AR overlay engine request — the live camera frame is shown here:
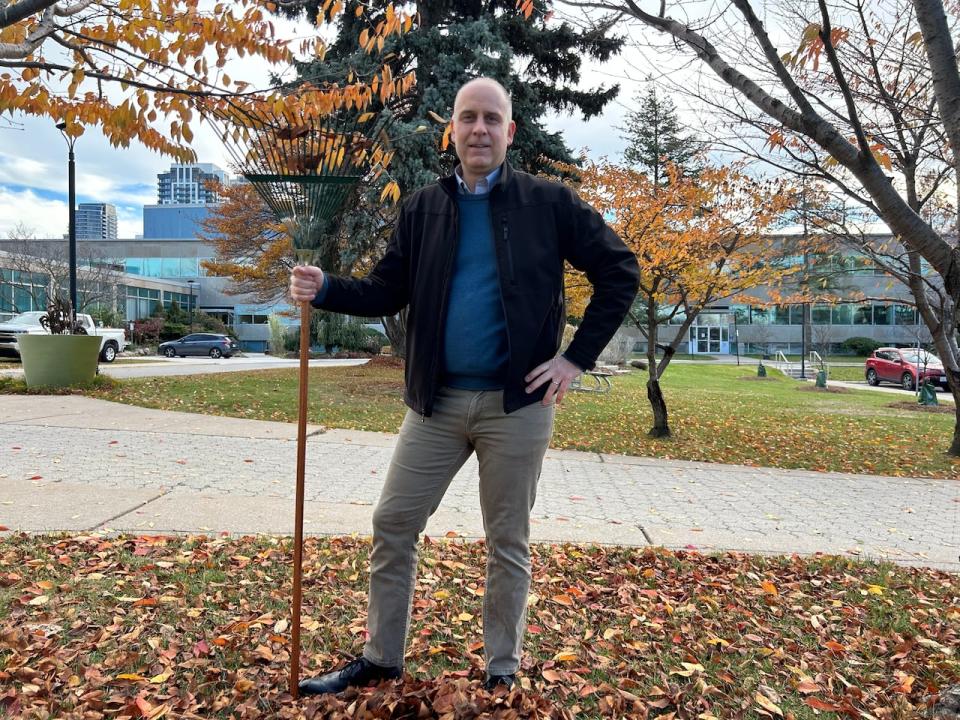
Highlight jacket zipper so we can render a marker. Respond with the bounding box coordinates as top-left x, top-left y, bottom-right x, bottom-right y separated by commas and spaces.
502, 217, 516, 285
491, 205, 514, 414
